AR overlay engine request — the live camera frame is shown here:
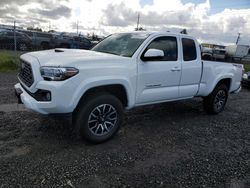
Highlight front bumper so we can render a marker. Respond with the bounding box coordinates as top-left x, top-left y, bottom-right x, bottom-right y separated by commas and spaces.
14, 80, 78, 114
15, 83, 51, 114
